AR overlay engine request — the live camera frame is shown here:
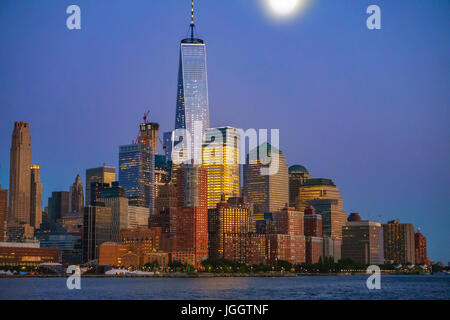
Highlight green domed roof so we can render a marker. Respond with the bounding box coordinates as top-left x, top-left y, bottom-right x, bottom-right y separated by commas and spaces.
289, 165, 309, 174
